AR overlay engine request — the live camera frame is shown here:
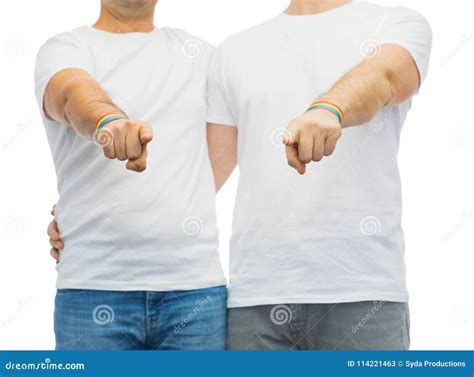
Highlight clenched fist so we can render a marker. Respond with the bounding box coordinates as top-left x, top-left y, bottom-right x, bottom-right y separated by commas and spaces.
284, 109, 342, 175
96, 119, 153, 172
